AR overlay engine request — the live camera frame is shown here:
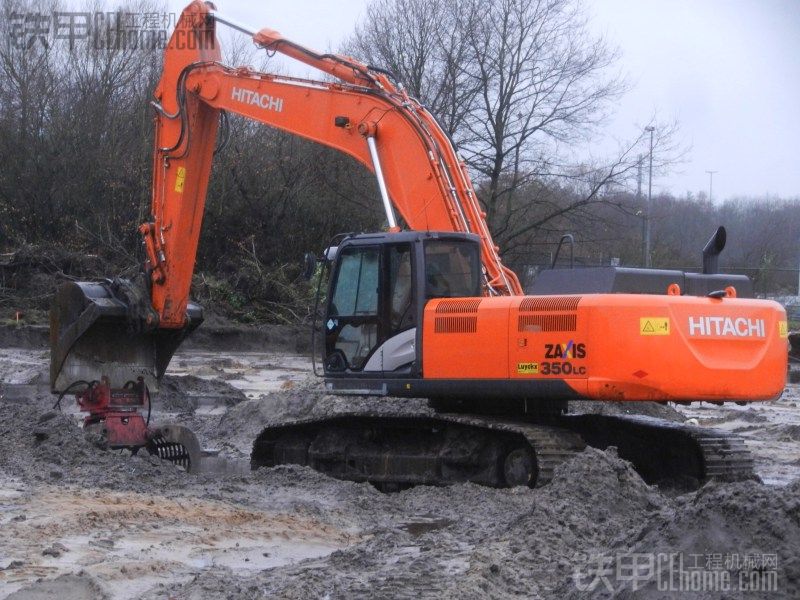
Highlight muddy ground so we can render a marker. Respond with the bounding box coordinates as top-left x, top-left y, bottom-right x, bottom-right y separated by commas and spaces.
1, 328, 799, 599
